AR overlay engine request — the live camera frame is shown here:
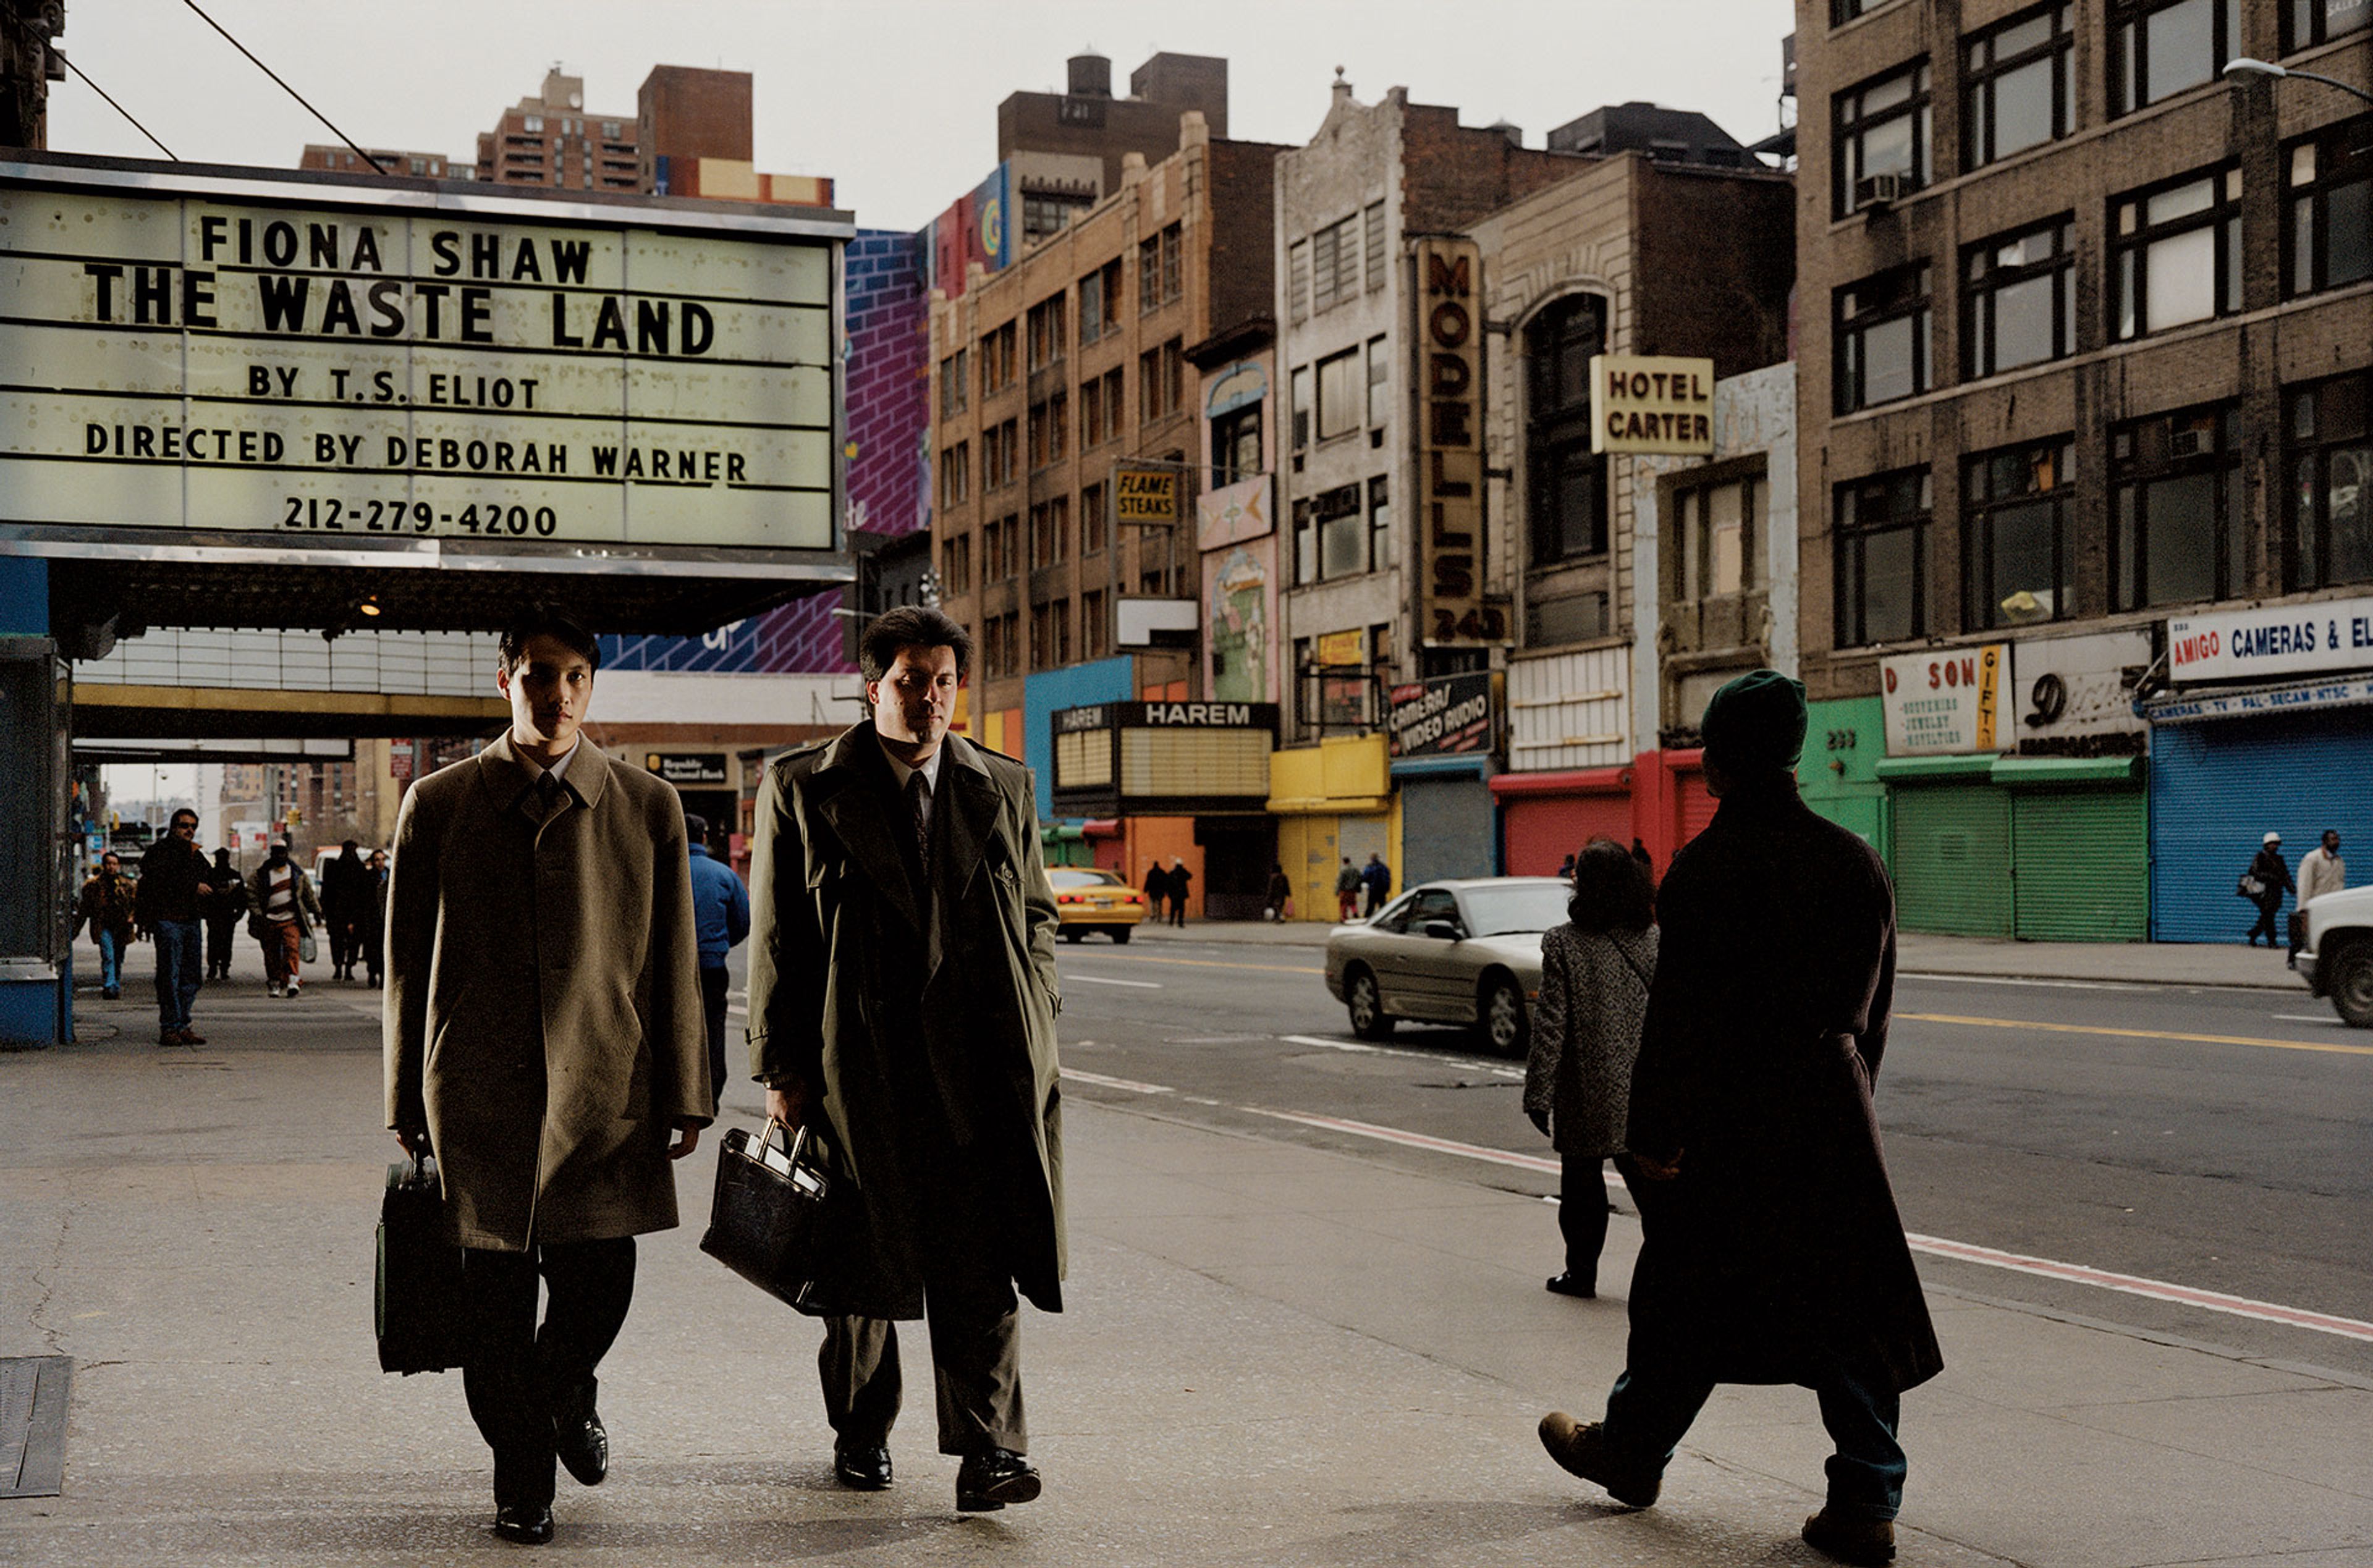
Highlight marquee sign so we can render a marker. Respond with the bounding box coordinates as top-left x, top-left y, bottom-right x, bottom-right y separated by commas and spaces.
0, 158, 847, 558
1414, 237, 1504, 647
1049, 700, 1278, 817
